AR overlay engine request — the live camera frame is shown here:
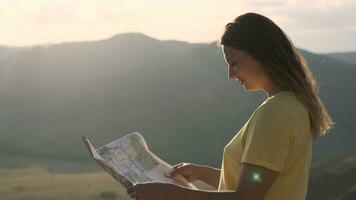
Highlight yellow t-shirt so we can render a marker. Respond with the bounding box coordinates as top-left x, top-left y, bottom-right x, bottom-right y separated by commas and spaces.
218, 90, 313, 200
